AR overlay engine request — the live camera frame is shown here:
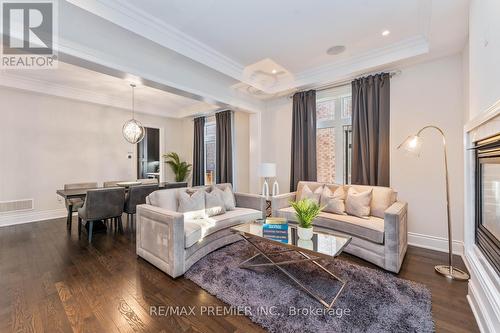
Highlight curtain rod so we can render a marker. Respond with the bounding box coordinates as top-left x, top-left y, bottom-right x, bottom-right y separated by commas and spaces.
192, 109, 233, 120
287, 69, 401, 98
